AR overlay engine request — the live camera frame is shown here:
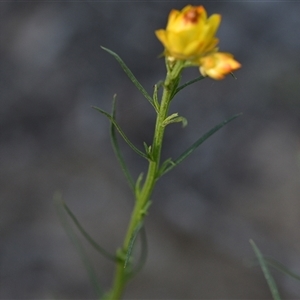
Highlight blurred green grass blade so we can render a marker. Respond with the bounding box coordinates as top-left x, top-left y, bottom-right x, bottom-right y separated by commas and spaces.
93, 106, 148, 160
160, 113, 241, 177
110, 95, 135, 192
124, 221, 143, 269
264, 257, 300, 281
62, 200, 116, 262
174, 75, 205, 96
101, 46, 155, 108
250, 240, 281, 300
54, 192, 103, 298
